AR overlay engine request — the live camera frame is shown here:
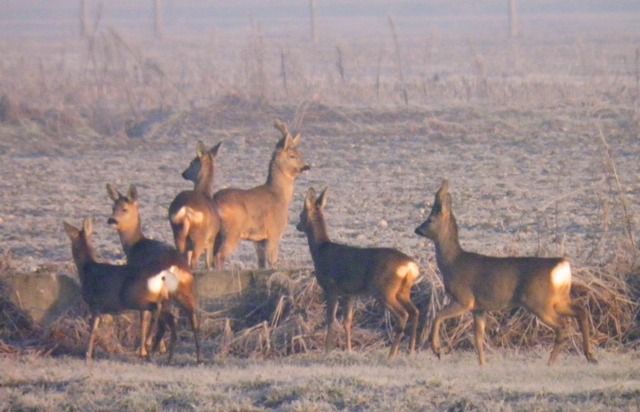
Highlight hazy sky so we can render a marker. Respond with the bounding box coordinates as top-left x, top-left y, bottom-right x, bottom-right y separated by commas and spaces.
1, 1, 639, 39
